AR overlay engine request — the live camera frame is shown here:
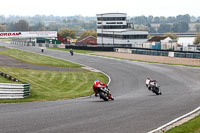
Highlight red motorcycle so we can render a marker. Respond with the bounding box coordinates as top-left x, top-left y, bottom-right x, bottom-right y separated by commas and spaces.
93, 80, 114, 101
